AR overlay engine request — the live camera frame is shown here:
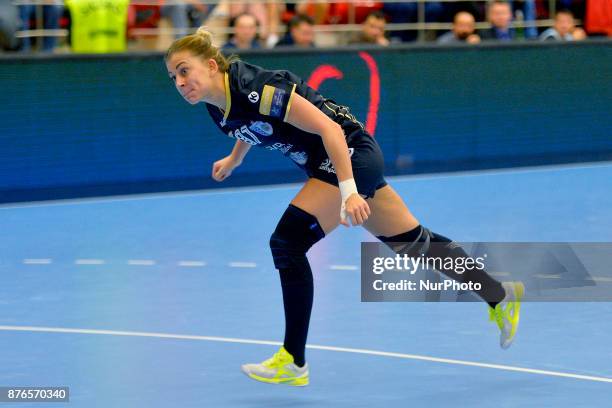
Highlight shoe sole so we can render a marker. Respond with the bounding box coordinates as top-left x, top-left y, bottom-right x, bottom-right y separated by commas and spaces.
501, 281, 524, 349
241, 367, 309, 386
